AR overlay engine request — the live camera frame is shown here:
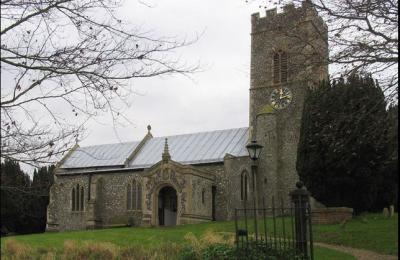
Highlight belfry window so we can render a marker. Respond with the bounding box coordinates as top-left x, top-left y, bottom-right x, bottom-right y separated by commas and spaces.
71, 184, 84, 212
127, 179, 142, 210
273, 50, 288, 84
240, 171, 249, 201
